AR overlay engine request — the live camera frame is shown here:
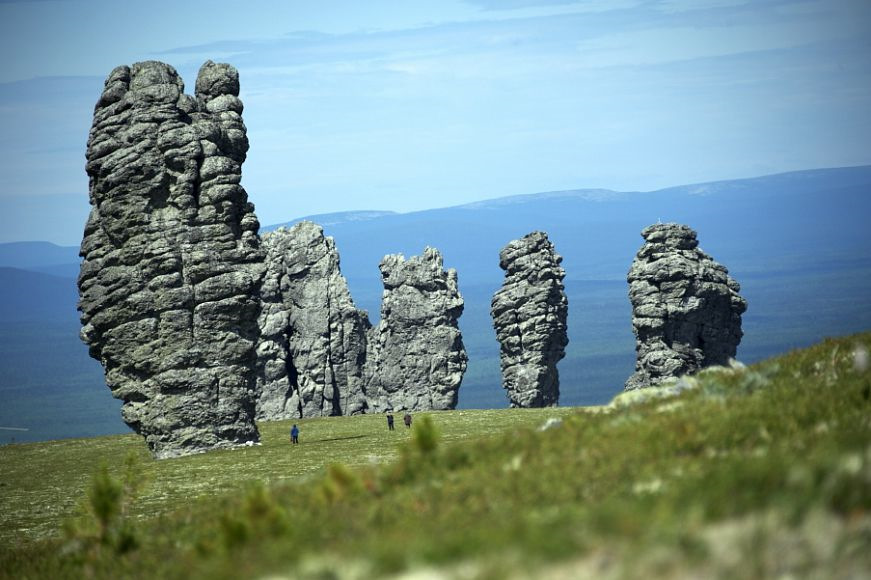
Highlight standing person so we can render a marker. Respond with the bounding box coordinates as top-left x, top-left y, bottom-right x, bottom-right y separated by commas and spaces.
291, 424, 299, 445
387, 412, 395, 431
403, 412, 412, 428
